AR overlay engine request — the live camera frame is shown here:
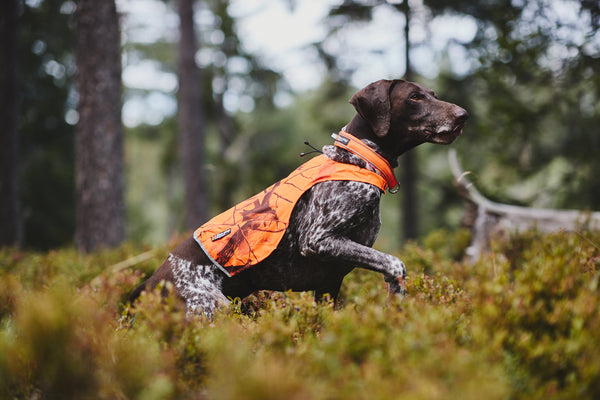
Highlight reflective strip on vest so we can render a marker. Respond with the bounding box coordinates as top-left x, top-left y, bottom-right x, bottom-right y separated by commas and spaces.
193, 155, 387, 276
